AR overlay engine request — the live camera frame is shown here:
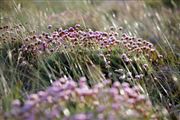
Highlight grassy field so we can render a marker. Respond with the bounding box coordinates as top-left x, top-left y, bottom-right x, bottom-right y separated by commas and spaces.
0, 0, 180, 120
